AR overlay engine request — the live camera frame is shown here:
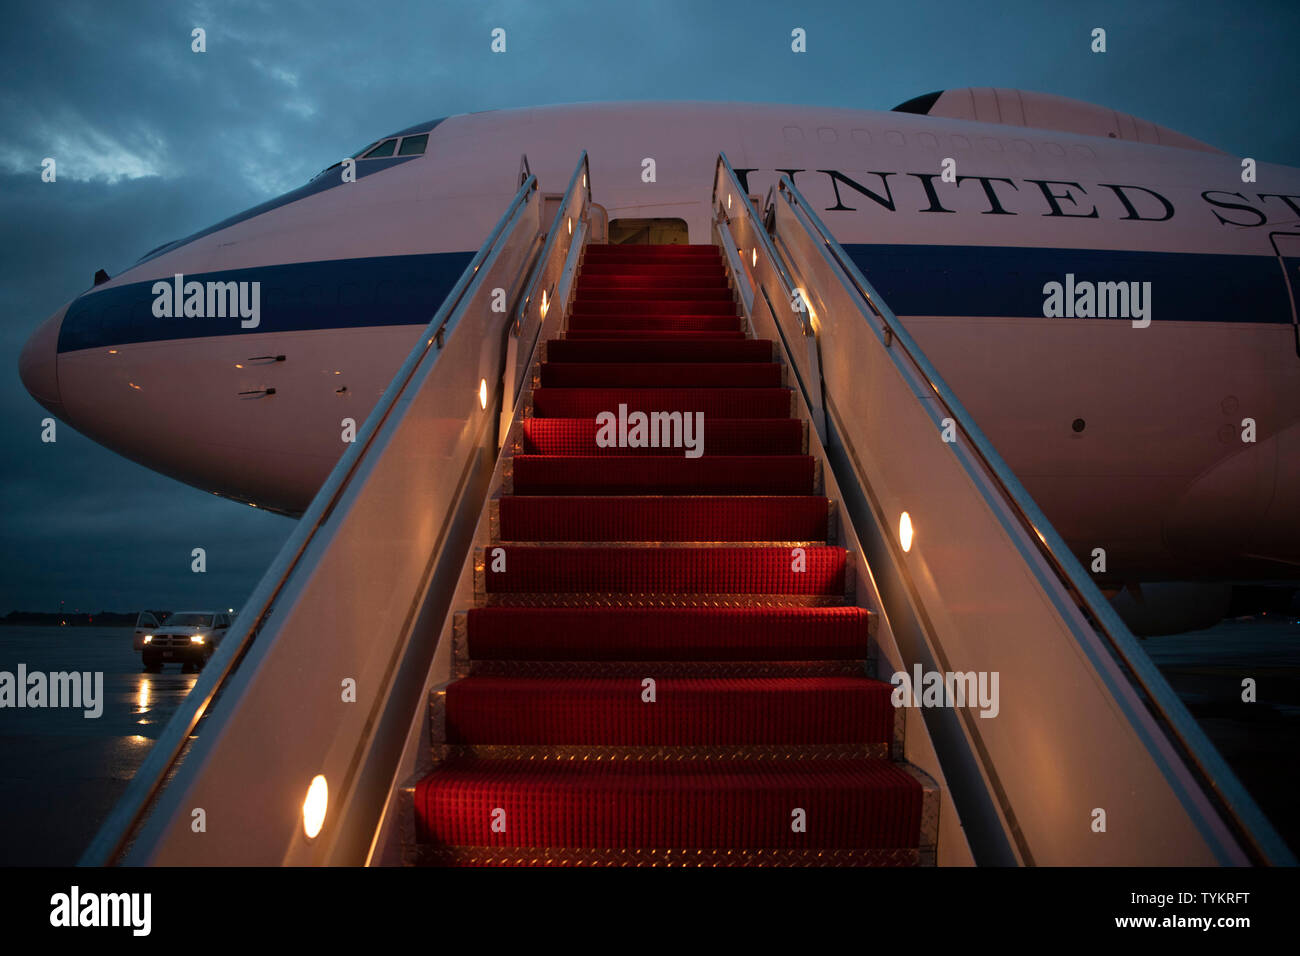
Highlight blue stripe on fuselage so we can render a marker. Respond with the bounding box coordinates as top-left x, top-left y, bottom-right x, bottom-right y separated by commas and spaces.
843, 244, 1294, 322
57, 245, 1295, 354
57, 252, 474, 353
